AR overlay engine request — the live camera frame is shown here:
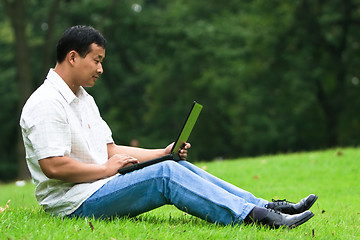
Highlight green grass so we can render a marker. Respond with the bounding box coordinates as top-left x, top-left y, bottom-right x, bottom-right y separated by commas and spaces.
1, 148, 359, 239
